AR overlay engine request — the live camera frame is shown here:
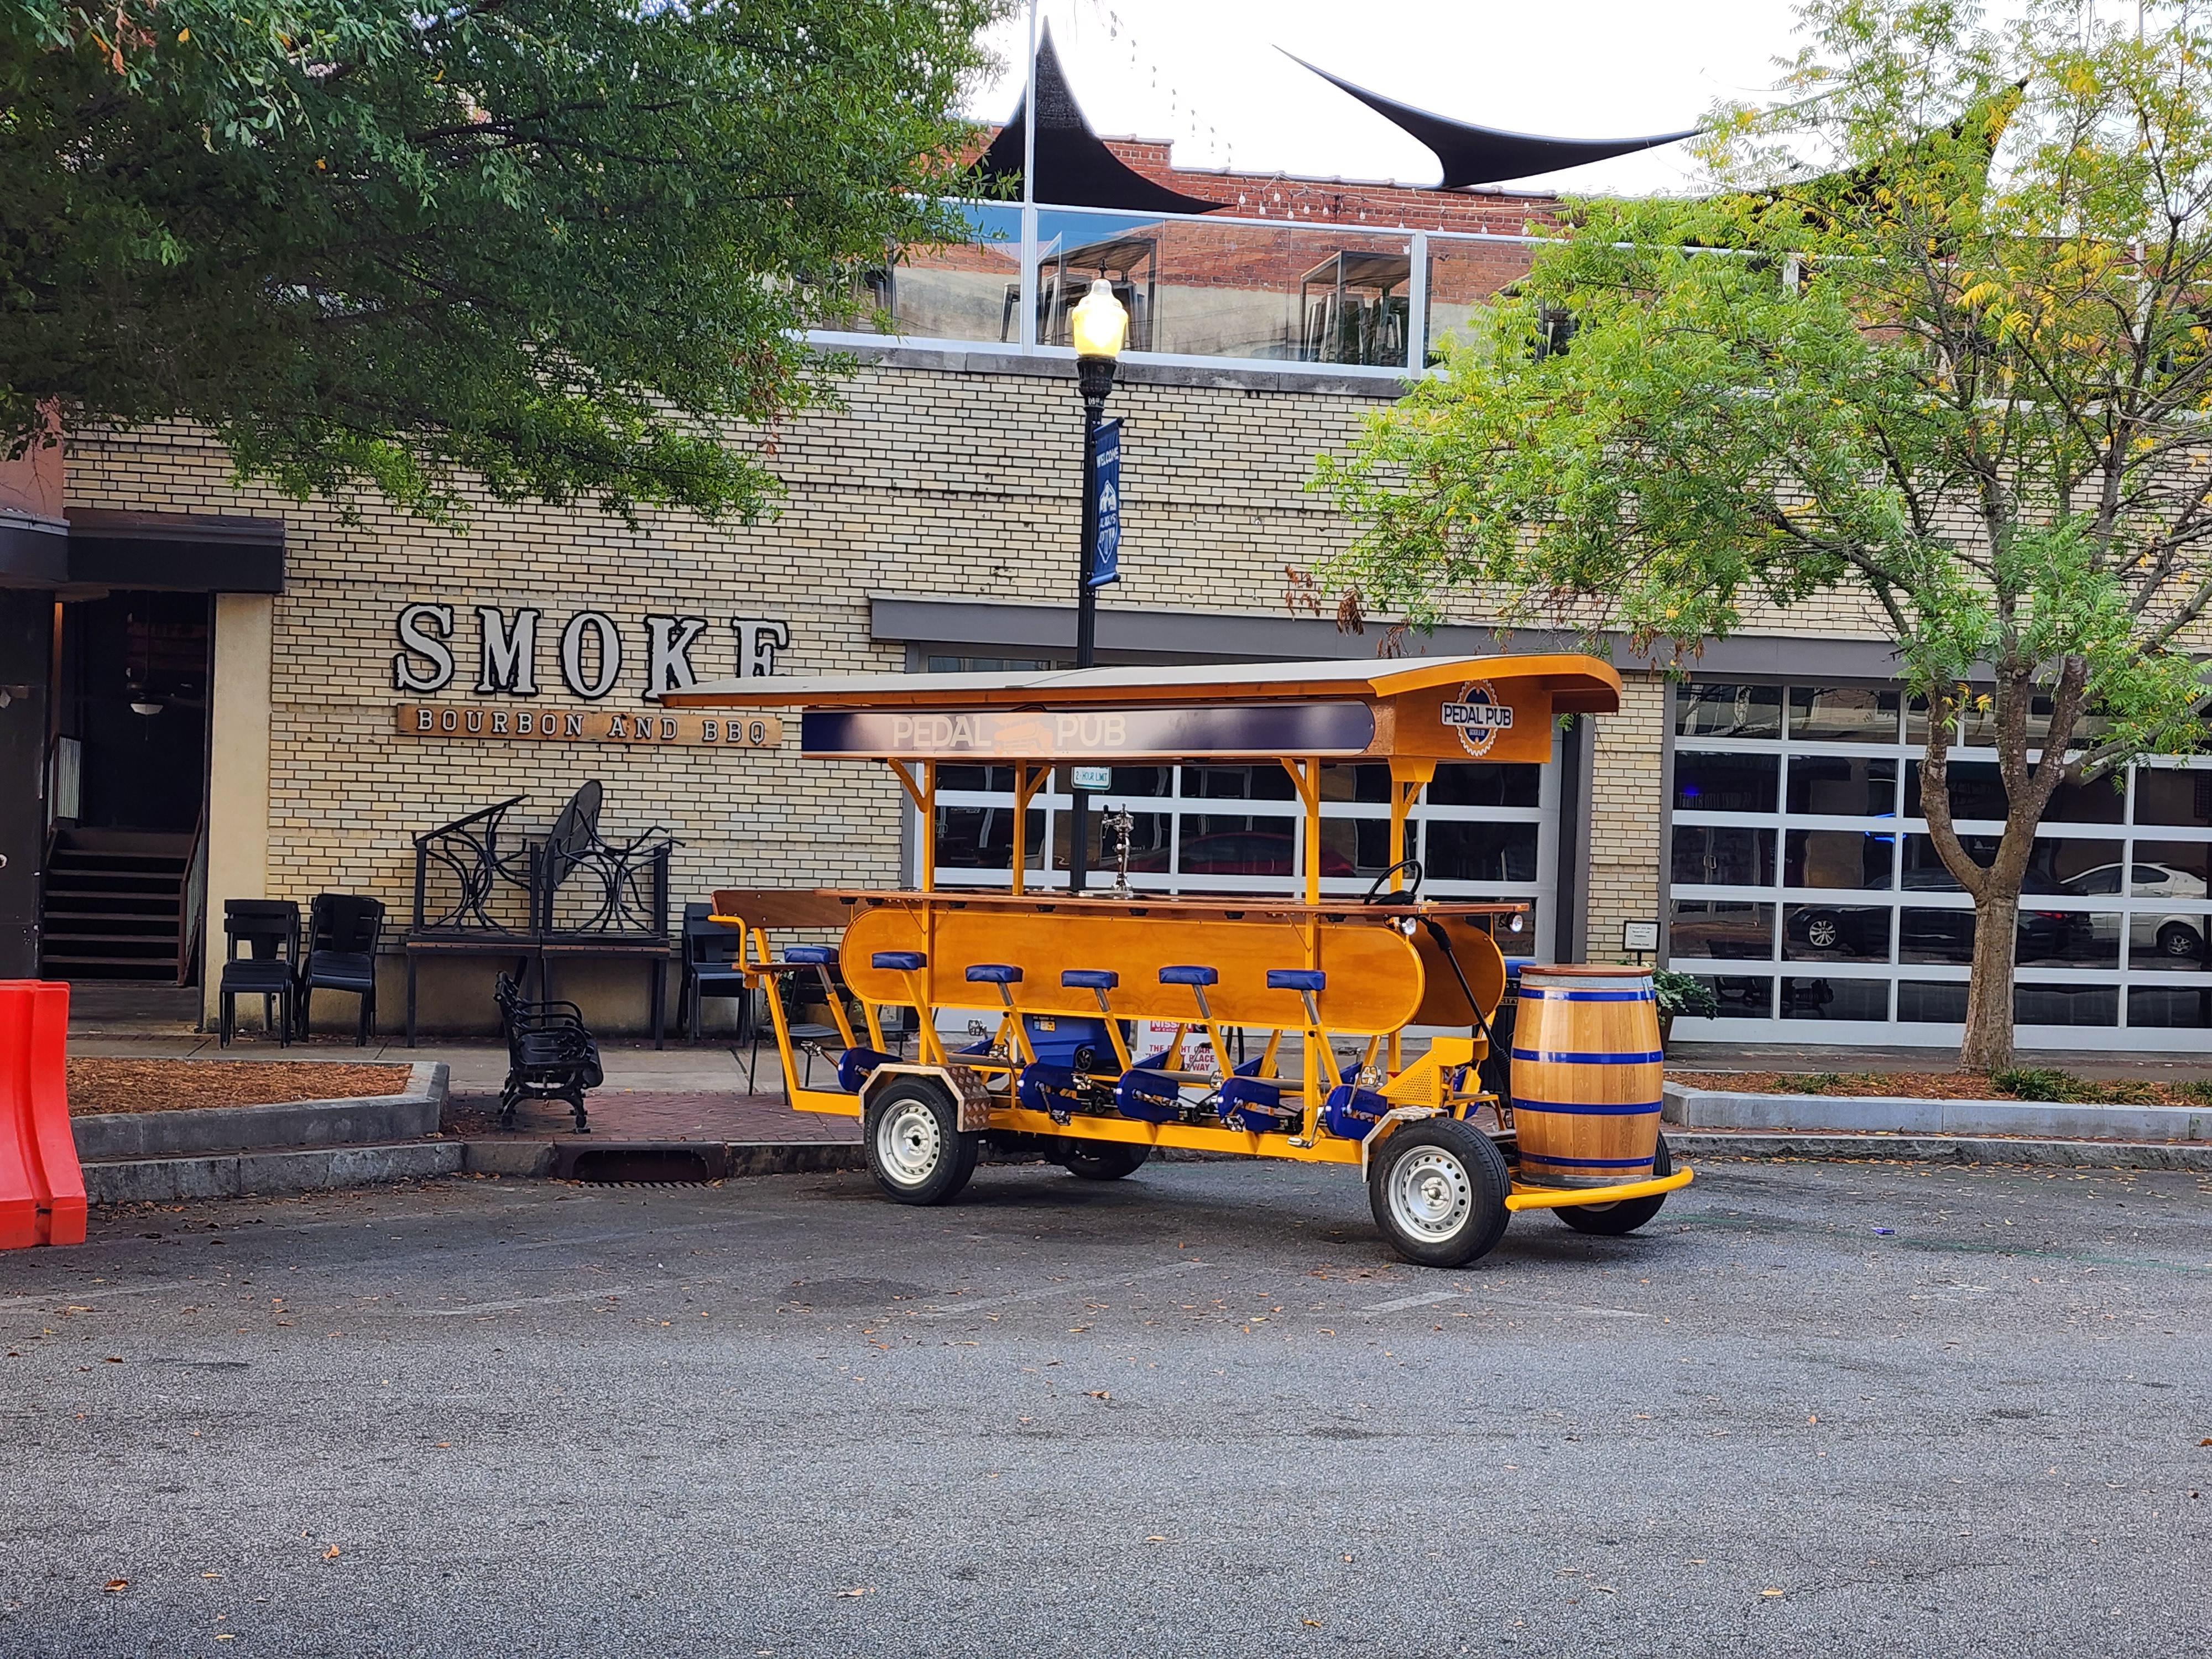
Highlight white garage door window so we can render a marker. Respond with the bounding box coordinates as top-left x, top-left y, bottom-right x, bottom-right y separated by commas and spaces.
1666, 681, 2212, 1048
